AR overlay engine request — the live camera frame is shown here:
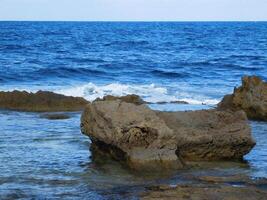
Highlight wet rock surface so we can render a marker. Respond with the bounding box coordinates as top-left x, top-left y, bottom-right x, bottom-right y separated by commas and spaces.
81, 100, 184, 170
218, 76, 267, 121
81, 97, 255, 170
141, 183, 267, 200
0, 90, 89, 112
